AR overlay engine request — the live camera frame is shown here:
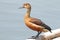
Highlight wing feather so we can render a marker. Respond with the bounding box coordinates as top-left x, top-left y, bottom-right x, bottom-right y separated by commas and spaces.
30, 18, 52, 31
